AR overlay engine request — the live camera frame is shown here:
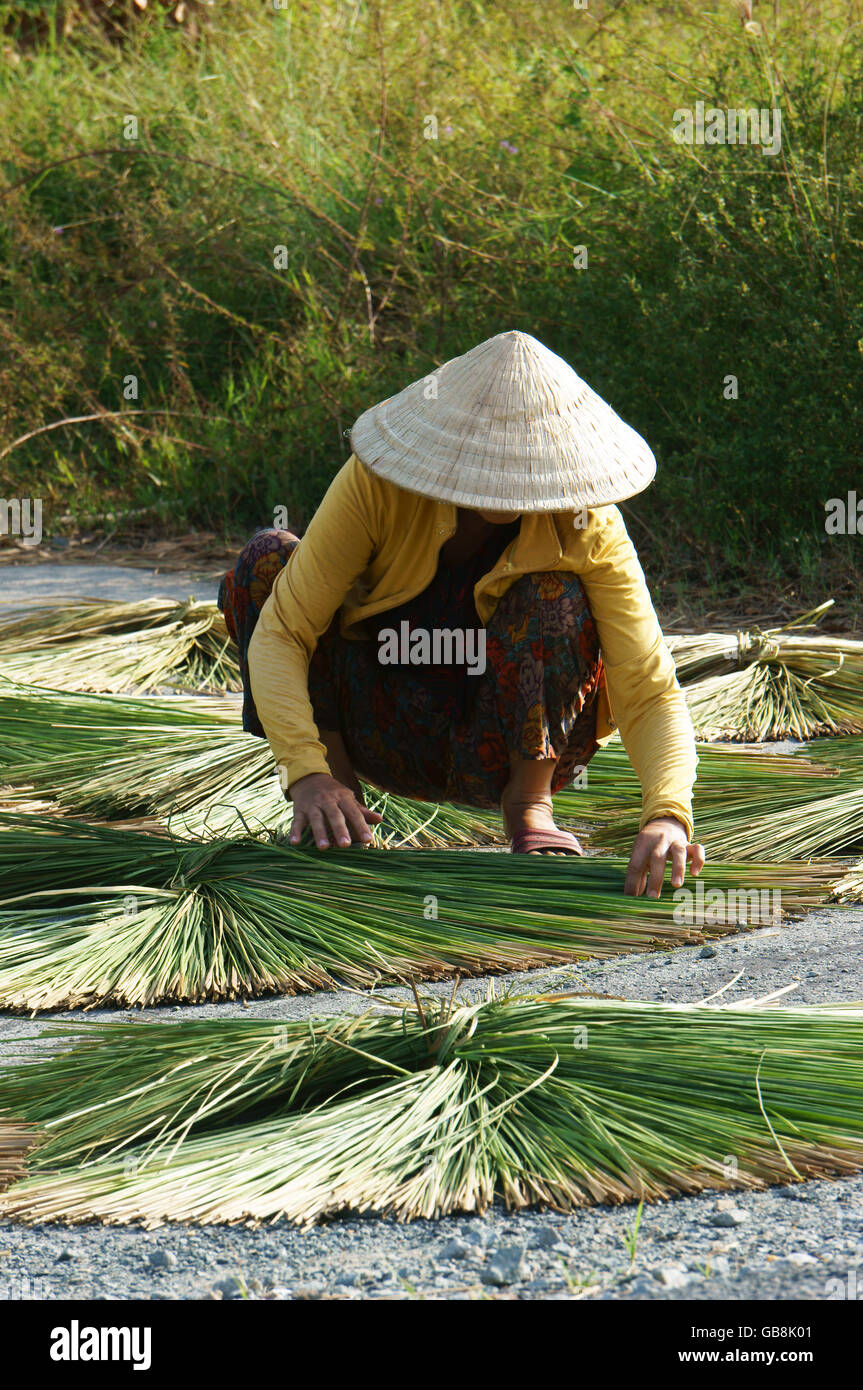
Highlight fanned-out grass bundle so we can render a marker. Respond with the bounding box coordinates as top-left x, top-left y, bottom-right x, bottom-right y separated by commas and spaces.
4, 681, 861, 860
0, 683, 498, 847
0, 814, 834, 1012
558, 735, 863, 862
666, 604, 863, 740
0, 597, 240, 693
670, 736, 863, 861
3, 995, 863, 1226
3, 676, 862, 864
